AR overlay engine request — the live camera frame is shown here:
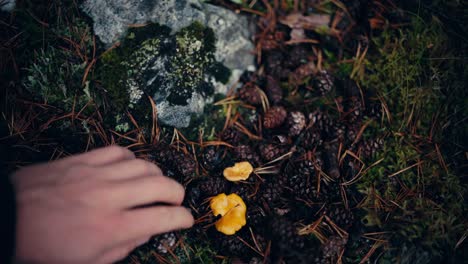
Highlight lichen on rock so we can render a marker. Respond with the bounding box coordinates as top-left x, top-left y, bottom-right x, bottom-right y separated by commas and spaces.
98, 22, 229, 129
